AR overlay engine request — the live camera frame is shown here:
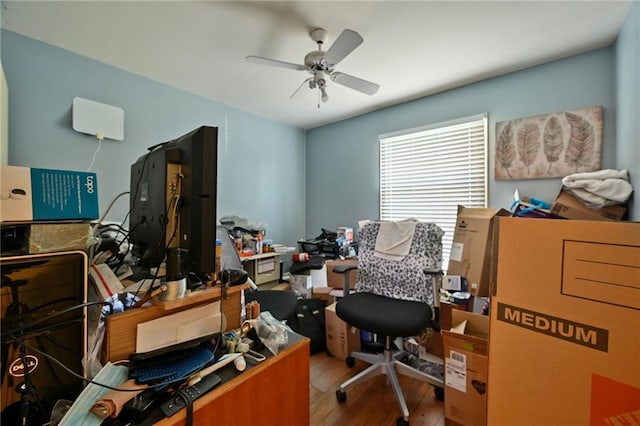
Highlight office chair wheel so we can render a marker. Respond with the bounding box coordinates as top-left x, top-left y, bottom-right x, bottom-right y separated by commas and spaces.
397, 416, 409, 426
434, 386, 444, 401
336, 389, 347, 403
345, 356, 355, 368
